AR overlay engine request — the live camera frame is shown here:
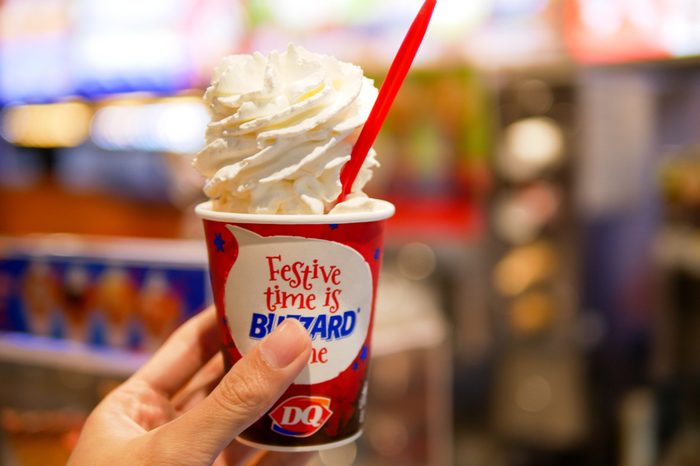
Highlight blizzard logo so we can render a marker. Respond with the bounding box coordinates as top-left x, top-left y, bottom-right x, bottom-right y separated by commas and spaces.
269, 396, 333, 437
249, 310, 357, 341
